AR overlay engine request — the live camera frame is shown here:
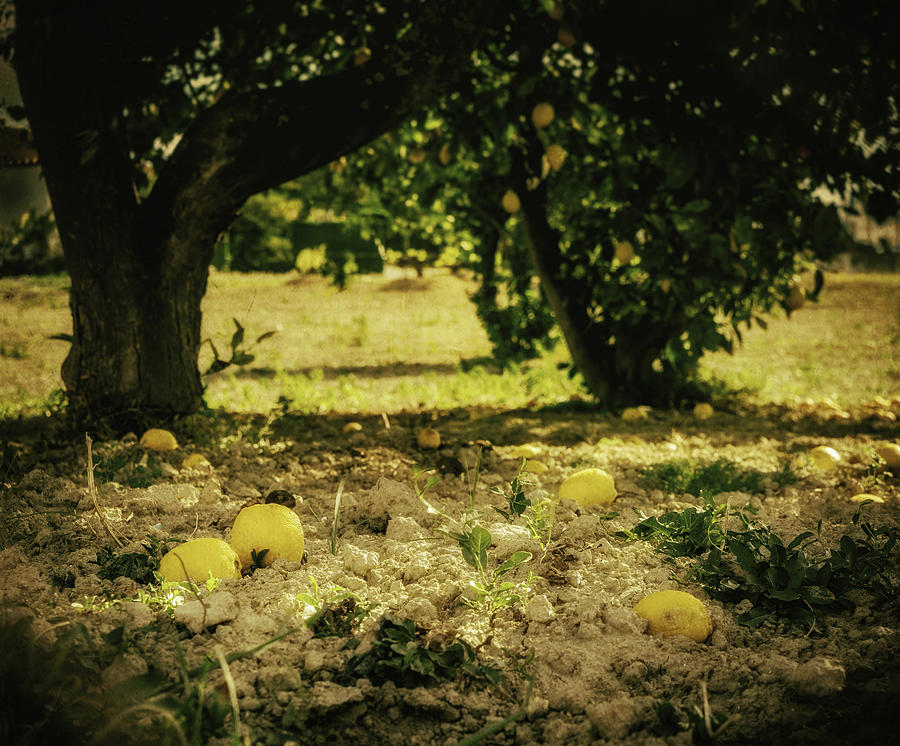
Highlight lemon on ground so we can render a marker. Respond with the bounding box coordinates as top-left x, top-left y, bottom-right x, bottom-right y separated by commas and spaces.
502, 189, 521, 214
510, 443, 542, 459
849, 493, 885, 504
633, 590, 712, 643
416, 427, 441, 449
808, 445, 841, 470
559, 468, 617, 506
621, 406, 648, 421
876, 443, 900, 470
343, 421, 363, 434
693, 402, 714, 420
158, 538, 241, 582
140, 428, 178, 451
531, 102, 555, 129
182, 453, 212, 471
230, 503, 305, 570
524, 459, 549, 474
